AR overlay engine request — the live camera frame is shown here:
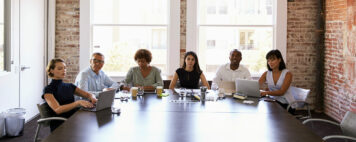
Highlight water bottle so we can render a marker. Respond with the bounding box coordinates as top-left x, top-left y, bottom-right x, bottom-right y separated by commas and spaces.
200, 86, 207, 101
